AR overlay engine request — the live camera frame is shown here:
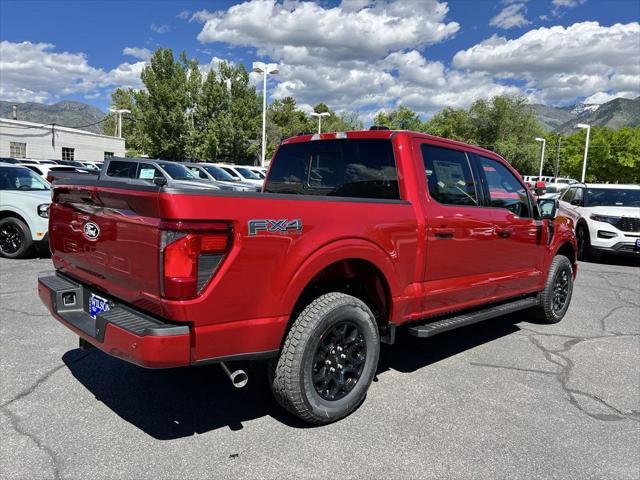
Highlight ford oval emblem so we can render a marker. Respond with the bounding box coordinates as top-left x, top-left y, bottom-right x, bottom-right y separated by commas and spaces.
83, 221, 100, 241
